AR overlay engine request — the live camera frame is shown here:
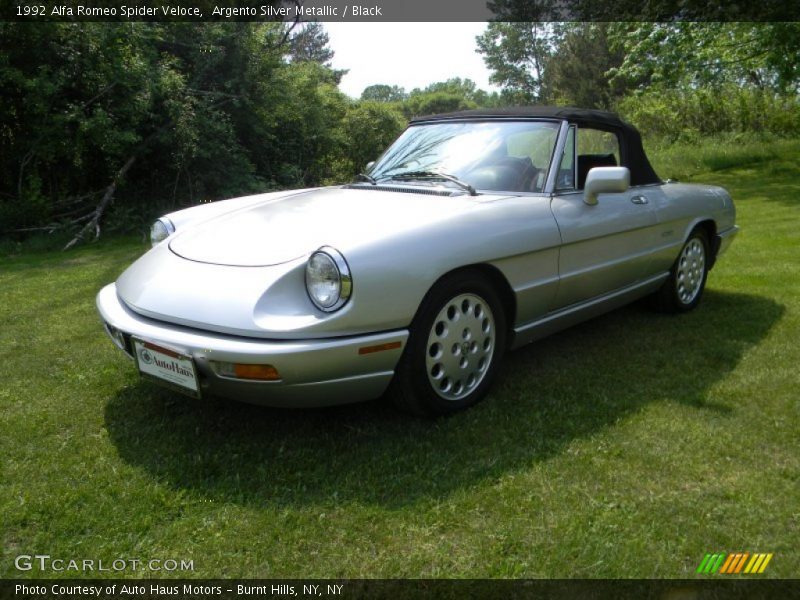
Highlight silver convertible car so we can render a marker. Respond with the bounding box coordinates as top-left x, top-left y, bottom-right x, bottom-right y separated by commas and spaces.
97, 107, 738, 415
